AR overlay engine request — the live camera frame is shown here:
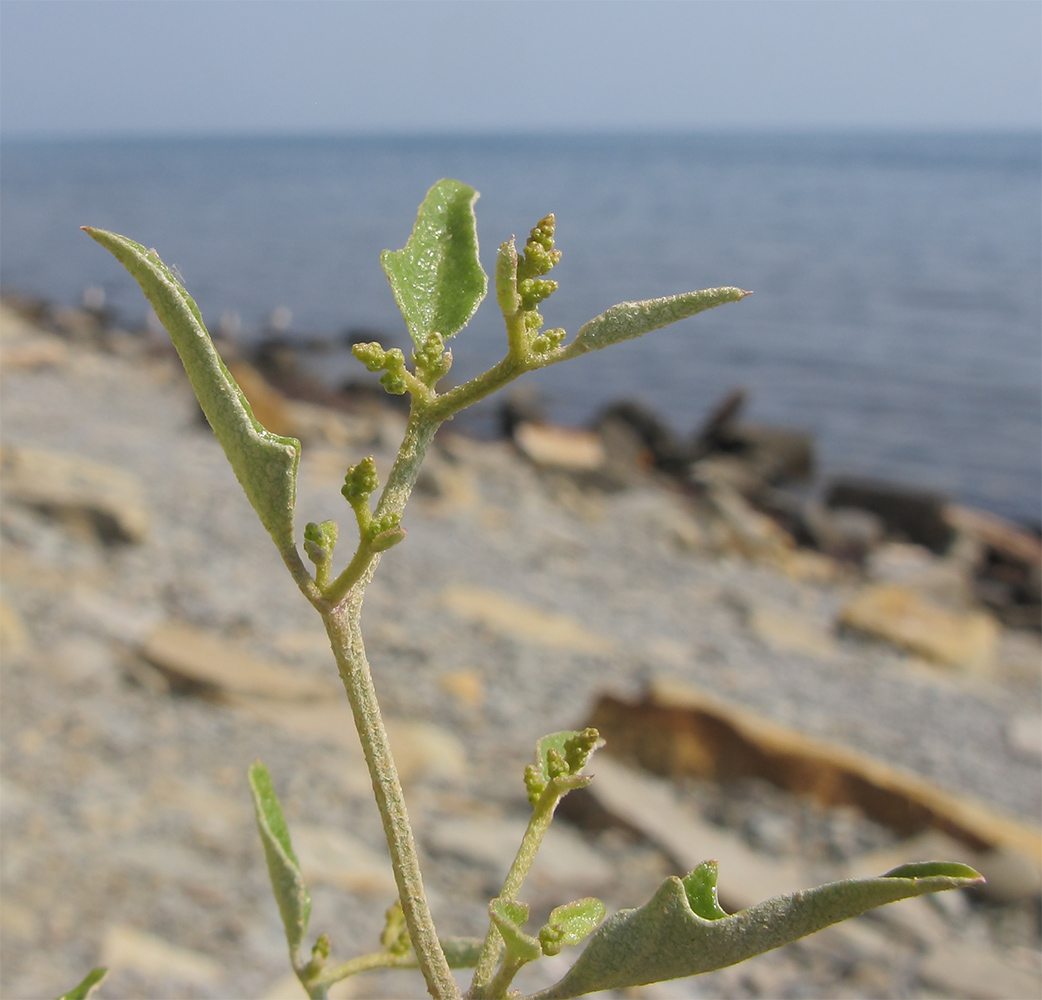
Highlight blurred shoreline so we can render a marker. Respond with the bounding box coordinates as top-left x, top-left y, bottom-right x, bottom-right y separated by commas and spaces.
3, 130, 1039, 524
2, 290, 1040, 999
